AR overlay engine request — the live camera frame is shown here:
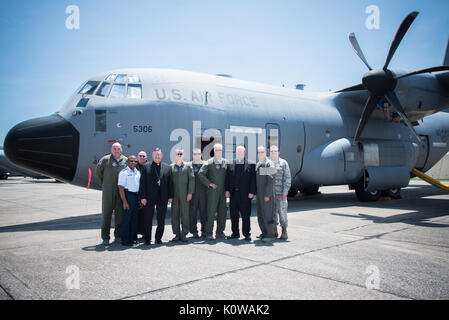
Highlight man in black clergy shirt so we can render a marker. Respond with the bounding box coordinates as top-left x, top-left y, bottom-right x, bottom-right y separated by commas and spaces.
225, 145, 256, 241
139, 148, 174, 245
